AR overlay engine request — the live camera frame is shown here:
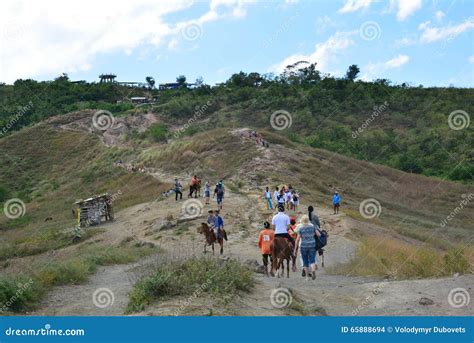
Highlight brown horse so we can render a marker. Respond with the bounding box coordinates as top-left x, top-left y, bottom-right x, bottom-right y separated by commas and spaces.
189, 180, 201, 198
270, 237, 296, 278
197, 223, 227, 255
